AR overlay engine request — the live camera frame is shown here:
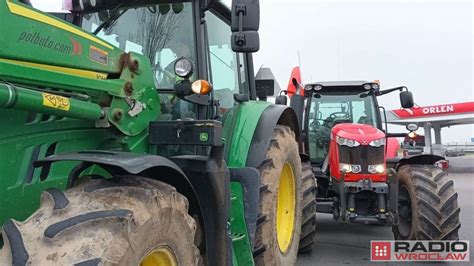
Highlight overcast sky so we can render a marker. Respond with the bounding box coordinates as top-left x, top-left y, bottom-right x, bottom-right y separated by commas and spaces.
254, 0, 473, 143
32, 0, 473, 143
